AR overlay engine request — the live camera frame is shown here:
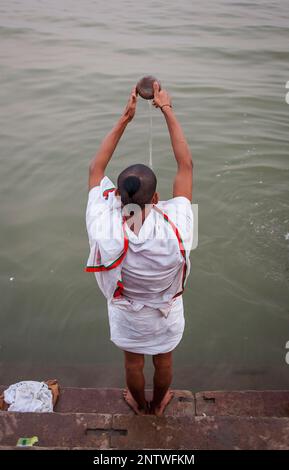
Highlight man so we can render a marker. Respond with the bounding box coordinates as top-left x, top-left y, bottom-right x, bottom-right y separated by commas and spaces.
85, 81, 193, 416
